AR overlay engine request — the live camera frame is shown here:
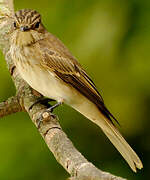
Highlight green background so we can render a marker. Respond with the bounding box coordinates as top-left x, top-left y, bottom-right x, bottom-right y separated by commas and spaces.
0, 0, 149, 179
